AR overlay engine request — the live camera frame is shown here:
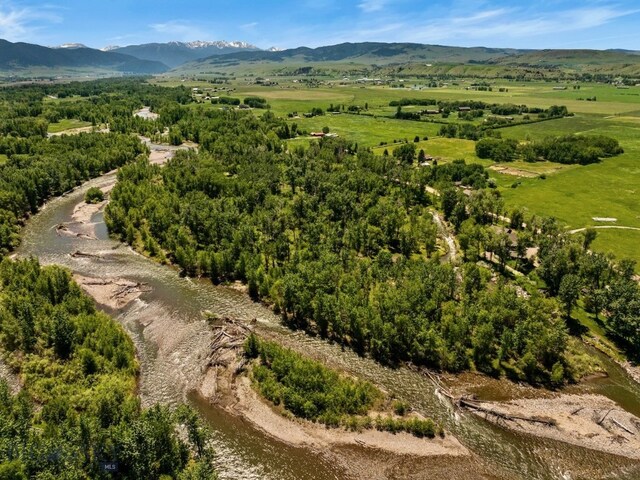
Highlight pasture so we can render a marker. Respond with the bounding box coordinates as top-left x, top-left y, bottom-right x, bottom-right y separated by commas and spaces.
47, 118, 92, 133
